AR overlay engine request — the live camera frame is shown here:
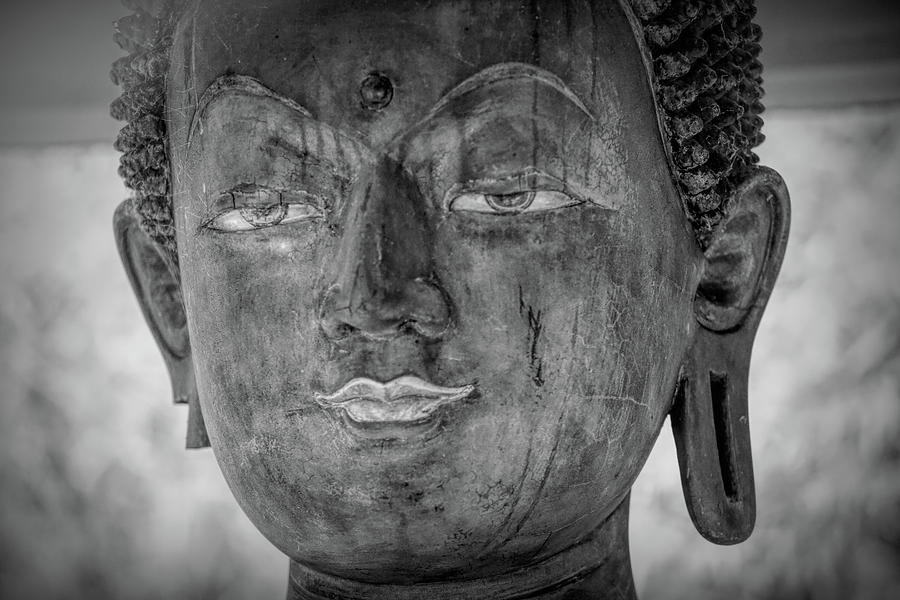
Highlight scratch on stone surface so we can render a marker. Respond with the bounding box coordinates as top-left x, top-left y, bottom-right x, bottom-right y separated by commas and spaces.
527, 307, 544, 386
210, 21, 231, 52
518, 284, 545, 386
475, 398, 568, 560
530, 506, 602, 560
474, 443, 533, 560
569, 305, 580, 350
568, 478, 602, 488
581, 394, 648, 409
508, 412, 564, 540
